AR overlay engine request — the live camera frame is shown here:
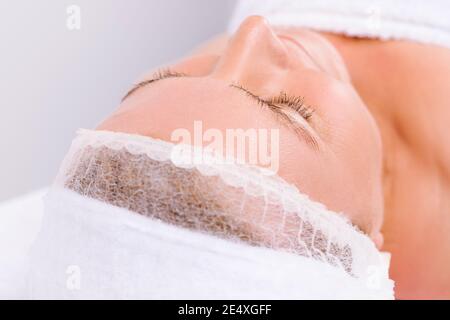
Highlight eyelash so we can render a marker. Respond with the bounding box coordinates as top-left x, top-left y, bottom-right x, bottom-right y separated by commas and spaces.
231, 83, 315, 122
